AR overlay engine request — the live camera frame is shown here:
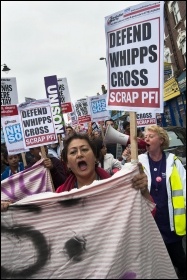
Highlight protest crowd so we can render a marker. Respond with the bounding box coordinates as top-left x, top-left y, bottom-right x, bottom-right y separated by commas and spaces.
1, 2, 186, 278
1, 118, 186, 279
